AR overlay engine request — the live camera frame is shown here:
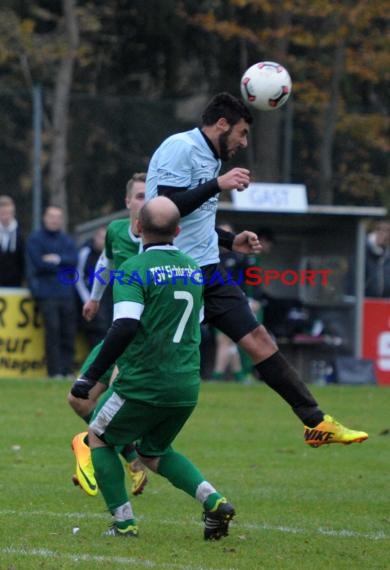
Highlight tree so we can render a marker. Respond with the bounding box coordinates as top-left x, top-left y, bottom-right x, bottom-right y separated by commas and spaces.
0, 1, 84, 226
0, 0, 389, 225
48, 0, 79, 222
182, 0, 390, 204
